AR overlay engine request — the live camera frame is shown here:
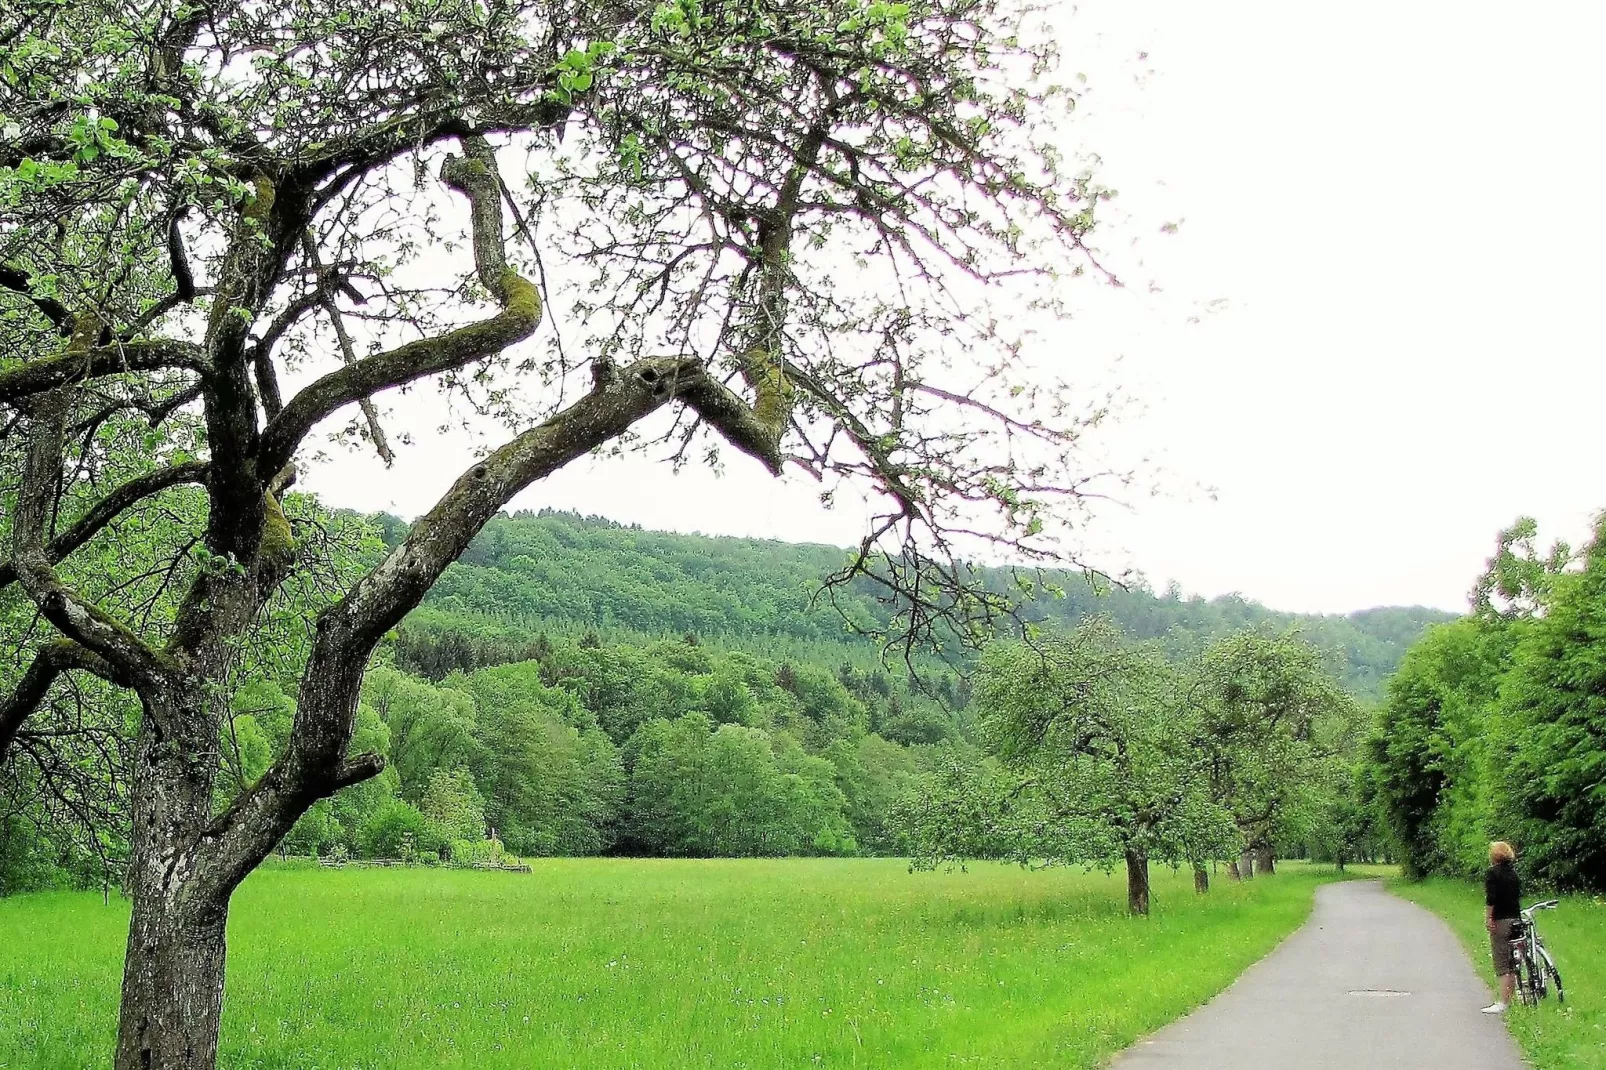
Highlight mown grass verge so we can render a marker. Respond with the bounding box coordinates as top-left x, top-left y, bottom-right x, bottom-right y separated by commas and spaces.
1390, 877, 1606, 1070
1, 859, 1354, 1069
